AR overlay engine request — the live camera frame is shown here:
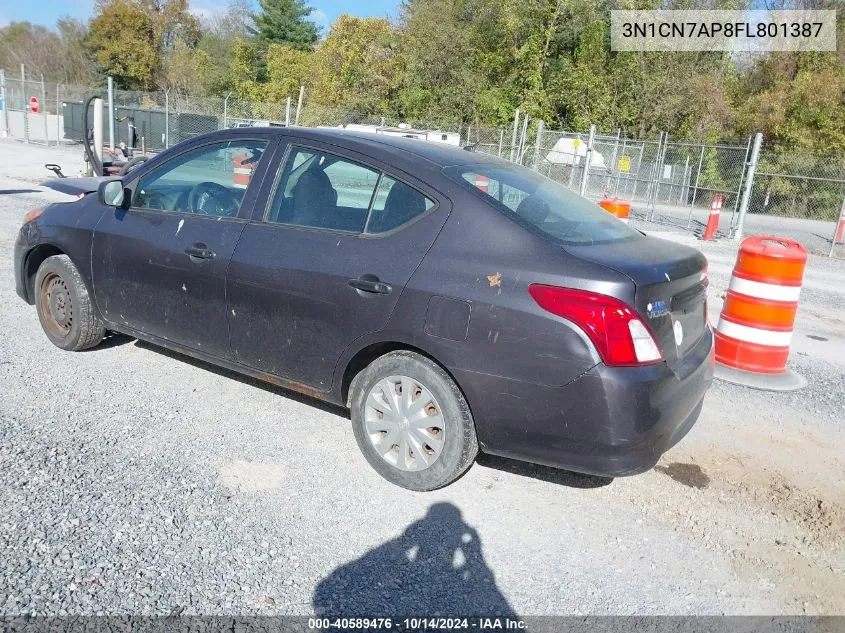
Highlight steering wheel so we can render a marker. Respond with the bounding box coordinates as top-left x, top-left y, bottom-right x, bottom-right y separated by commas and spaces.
141, 189, 172, 211
187, 181, 240, 216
